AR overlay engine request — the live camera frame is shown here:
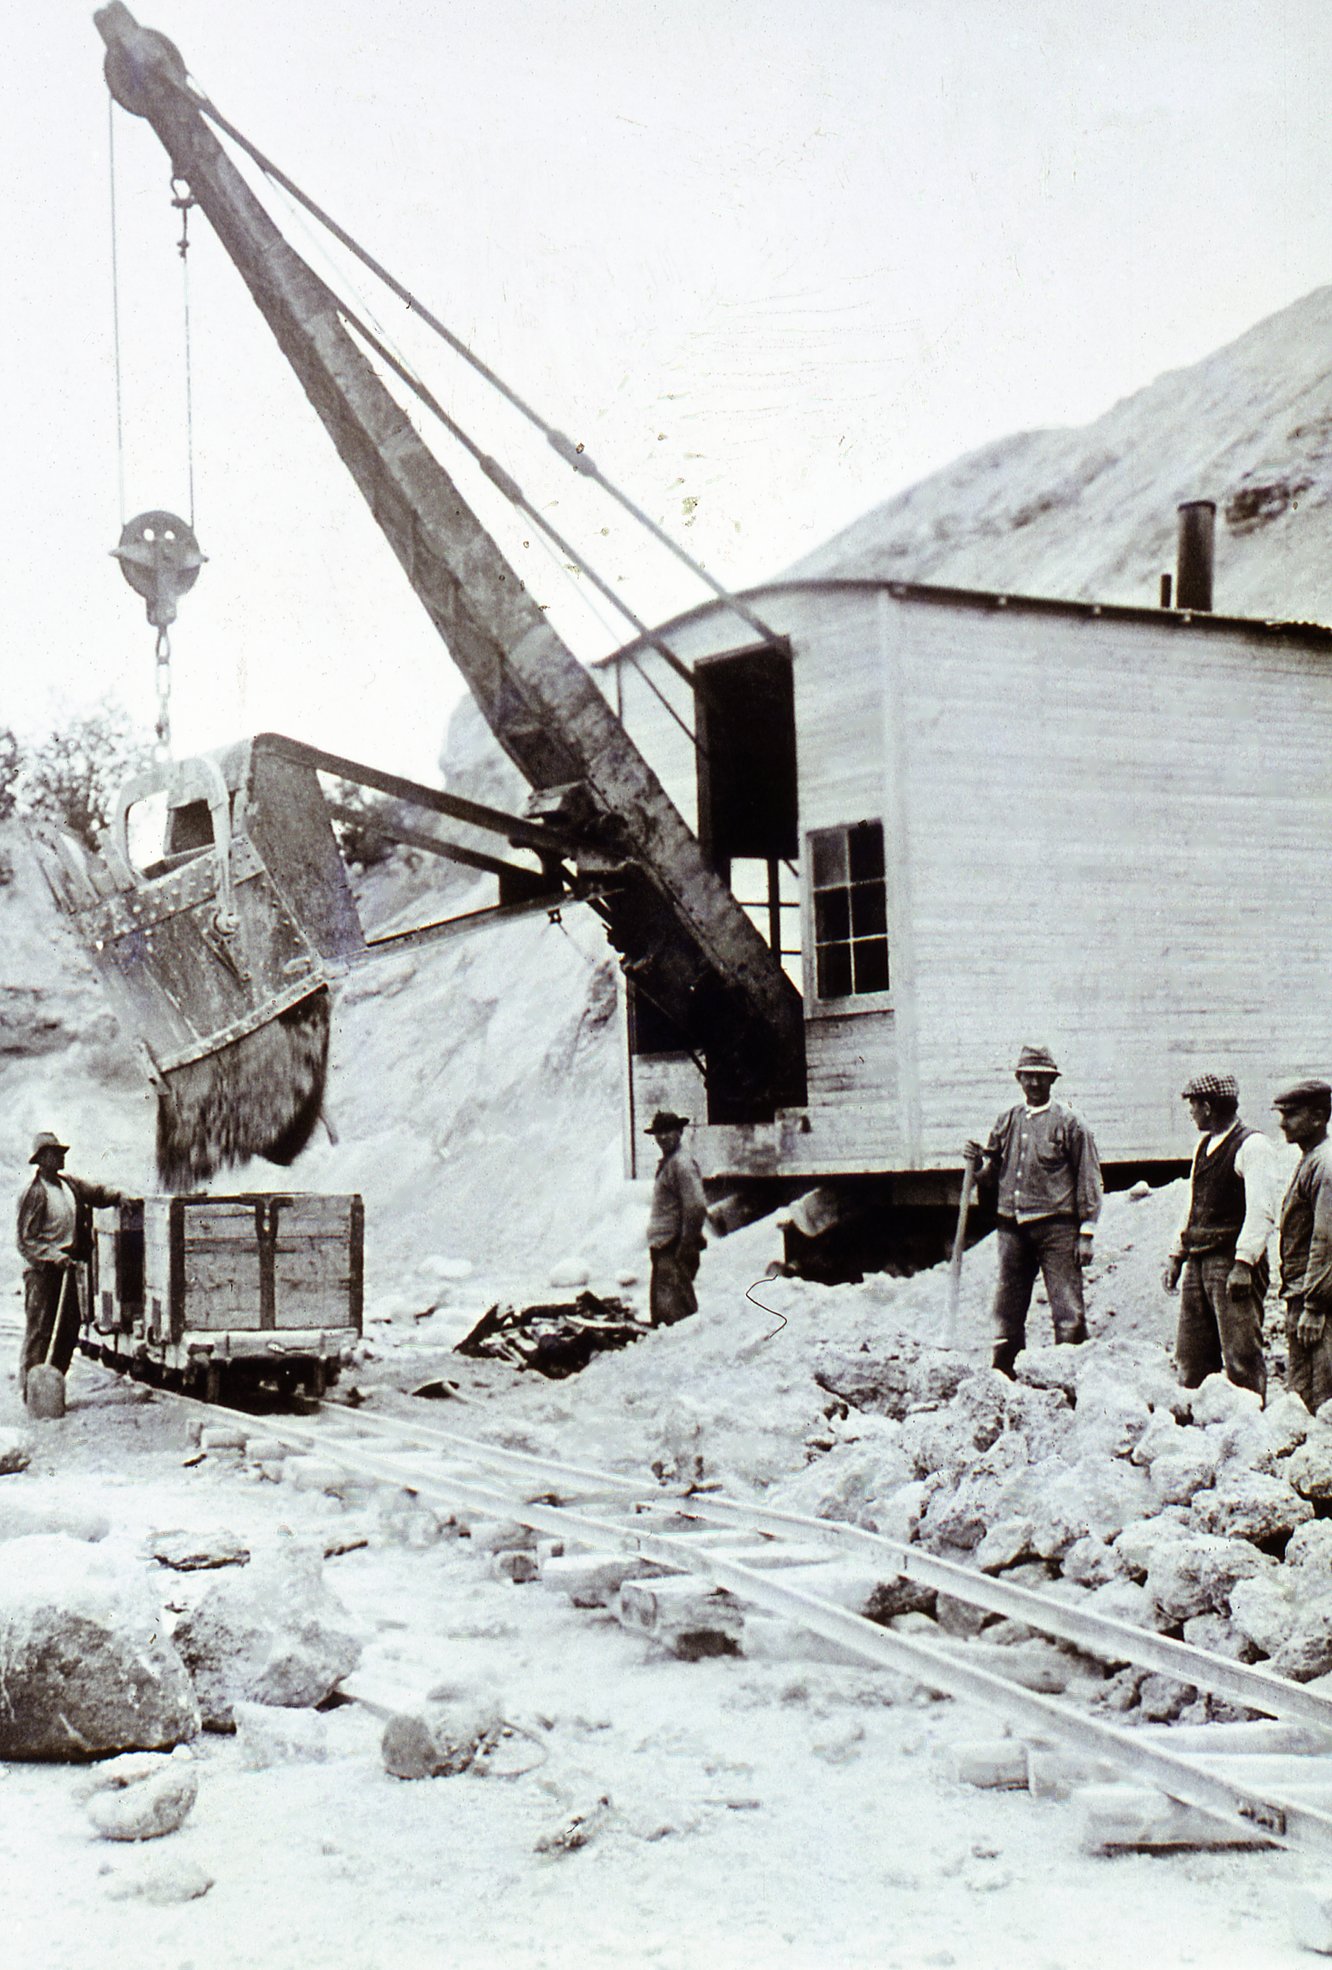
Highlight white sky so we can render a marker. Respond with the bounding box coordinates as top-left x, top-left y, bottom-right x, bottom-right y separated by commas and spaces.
3, 0, 1330, 782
